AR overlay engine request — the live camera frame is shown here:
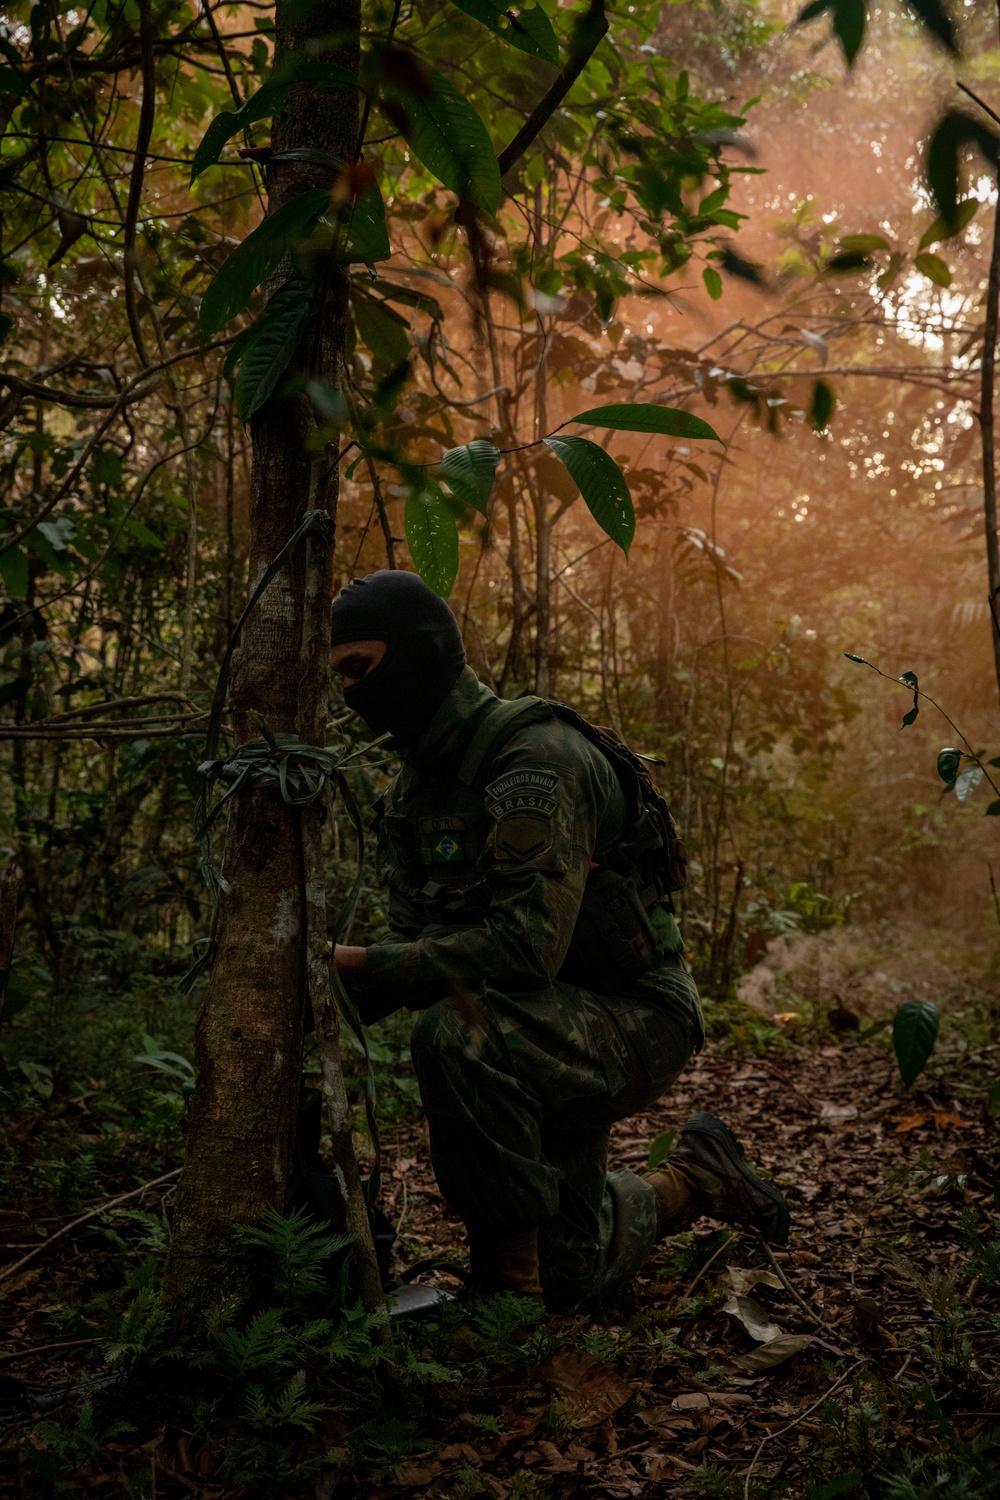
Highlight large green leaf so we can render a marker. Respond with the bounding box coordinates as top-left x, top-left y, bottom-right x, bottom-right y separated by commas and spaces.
797, 0, 866, 65
199, 189, 330, 334
353, 293, 411, 372
190, 62, 360, 183
384, 68, 500, 215
336, 181, 391, 264
233, 275, 317, 421
892, 1000, 940, 1088
439, 440, 500, 514
809, 379, 835, 432
919, 198, 978, 252
570, 403, 721, 443
914, 251, 951, 288
405, 484, 460, 596
927, 112, 1000, 226
904, 0, 957, 54
0, 544, 28, 598
449, 0, 559, 65
544, 435, 635, 556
